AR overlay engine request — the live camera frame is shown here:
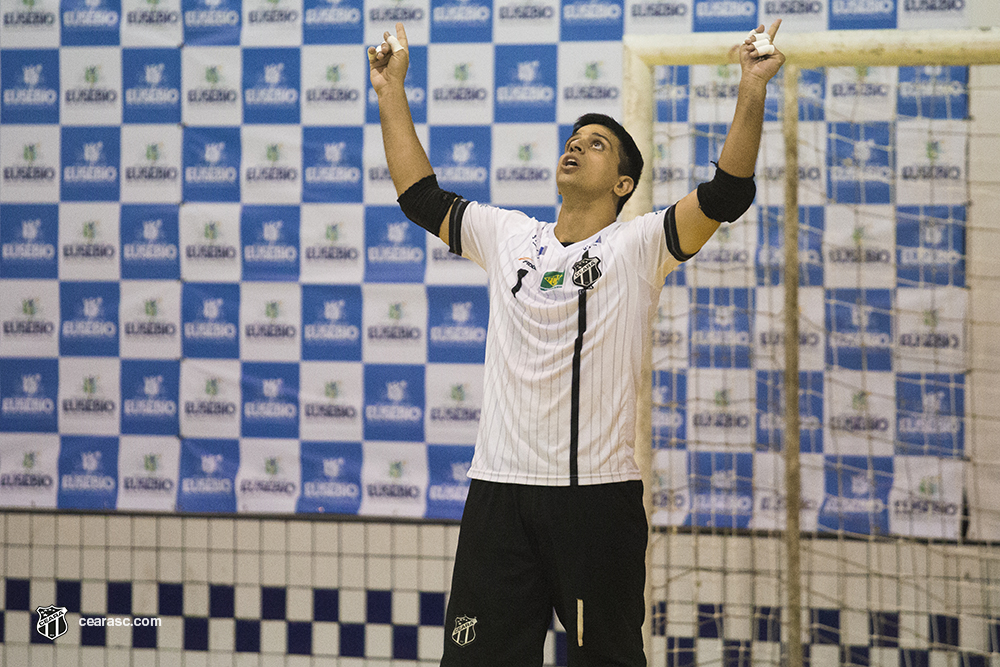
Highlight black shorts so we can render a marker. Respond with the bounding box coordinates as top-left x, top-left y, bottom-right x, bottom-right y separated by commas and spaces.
441, 479, 648, 667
